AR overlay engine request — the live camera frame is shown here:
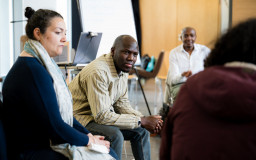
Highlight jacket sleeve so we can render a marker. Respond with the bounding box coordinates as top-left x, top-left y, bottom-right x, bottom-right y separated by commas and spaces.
84, 71, 141, 129
160, 108, 174, 160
